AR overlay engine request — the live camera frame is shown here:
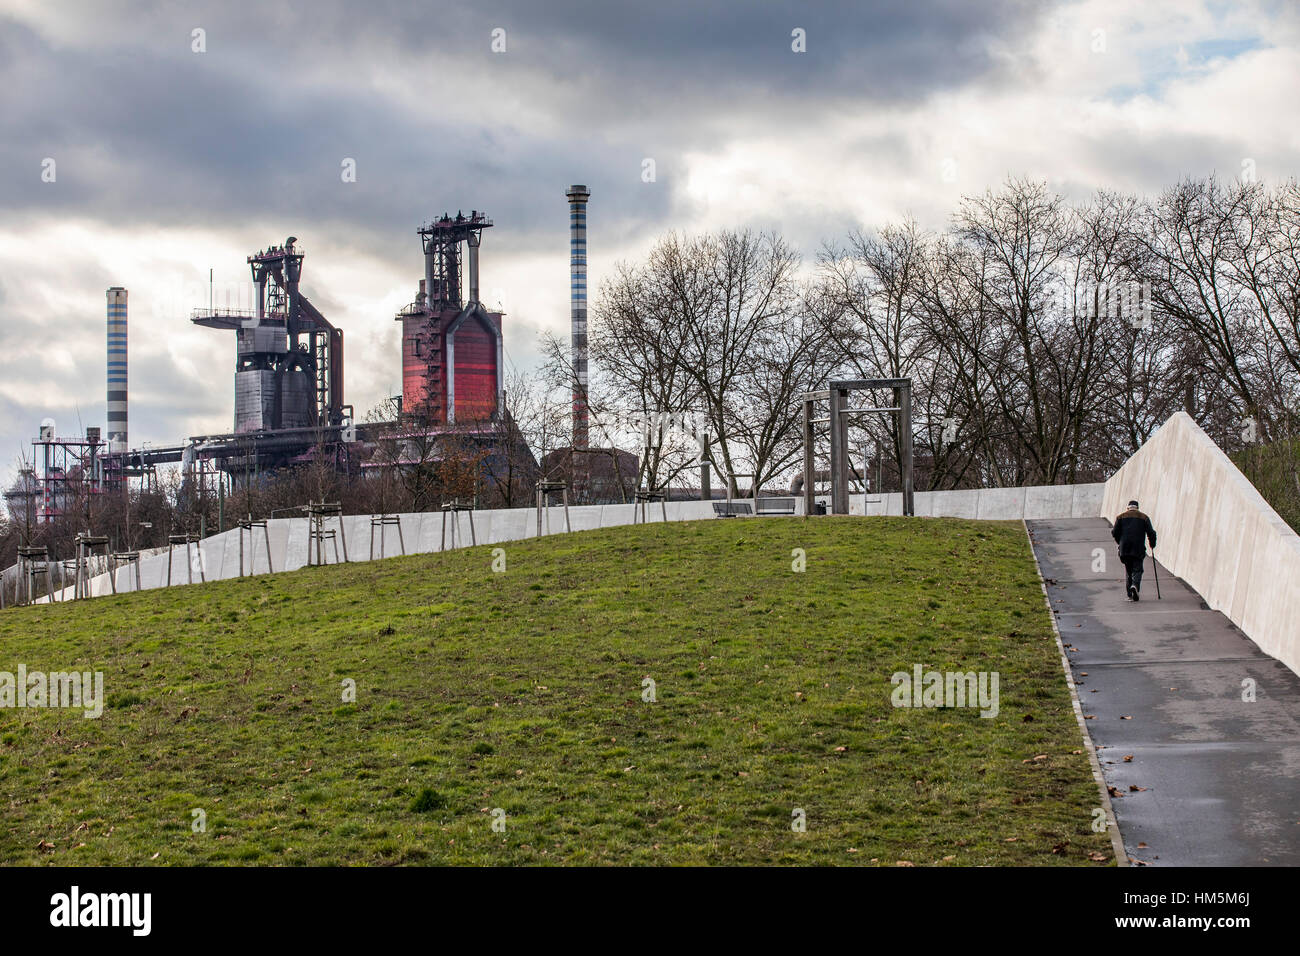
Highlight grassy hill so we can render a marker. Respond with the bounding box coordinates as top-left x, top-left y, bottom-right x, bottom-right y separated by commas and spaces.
0, 517, 1112, 866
